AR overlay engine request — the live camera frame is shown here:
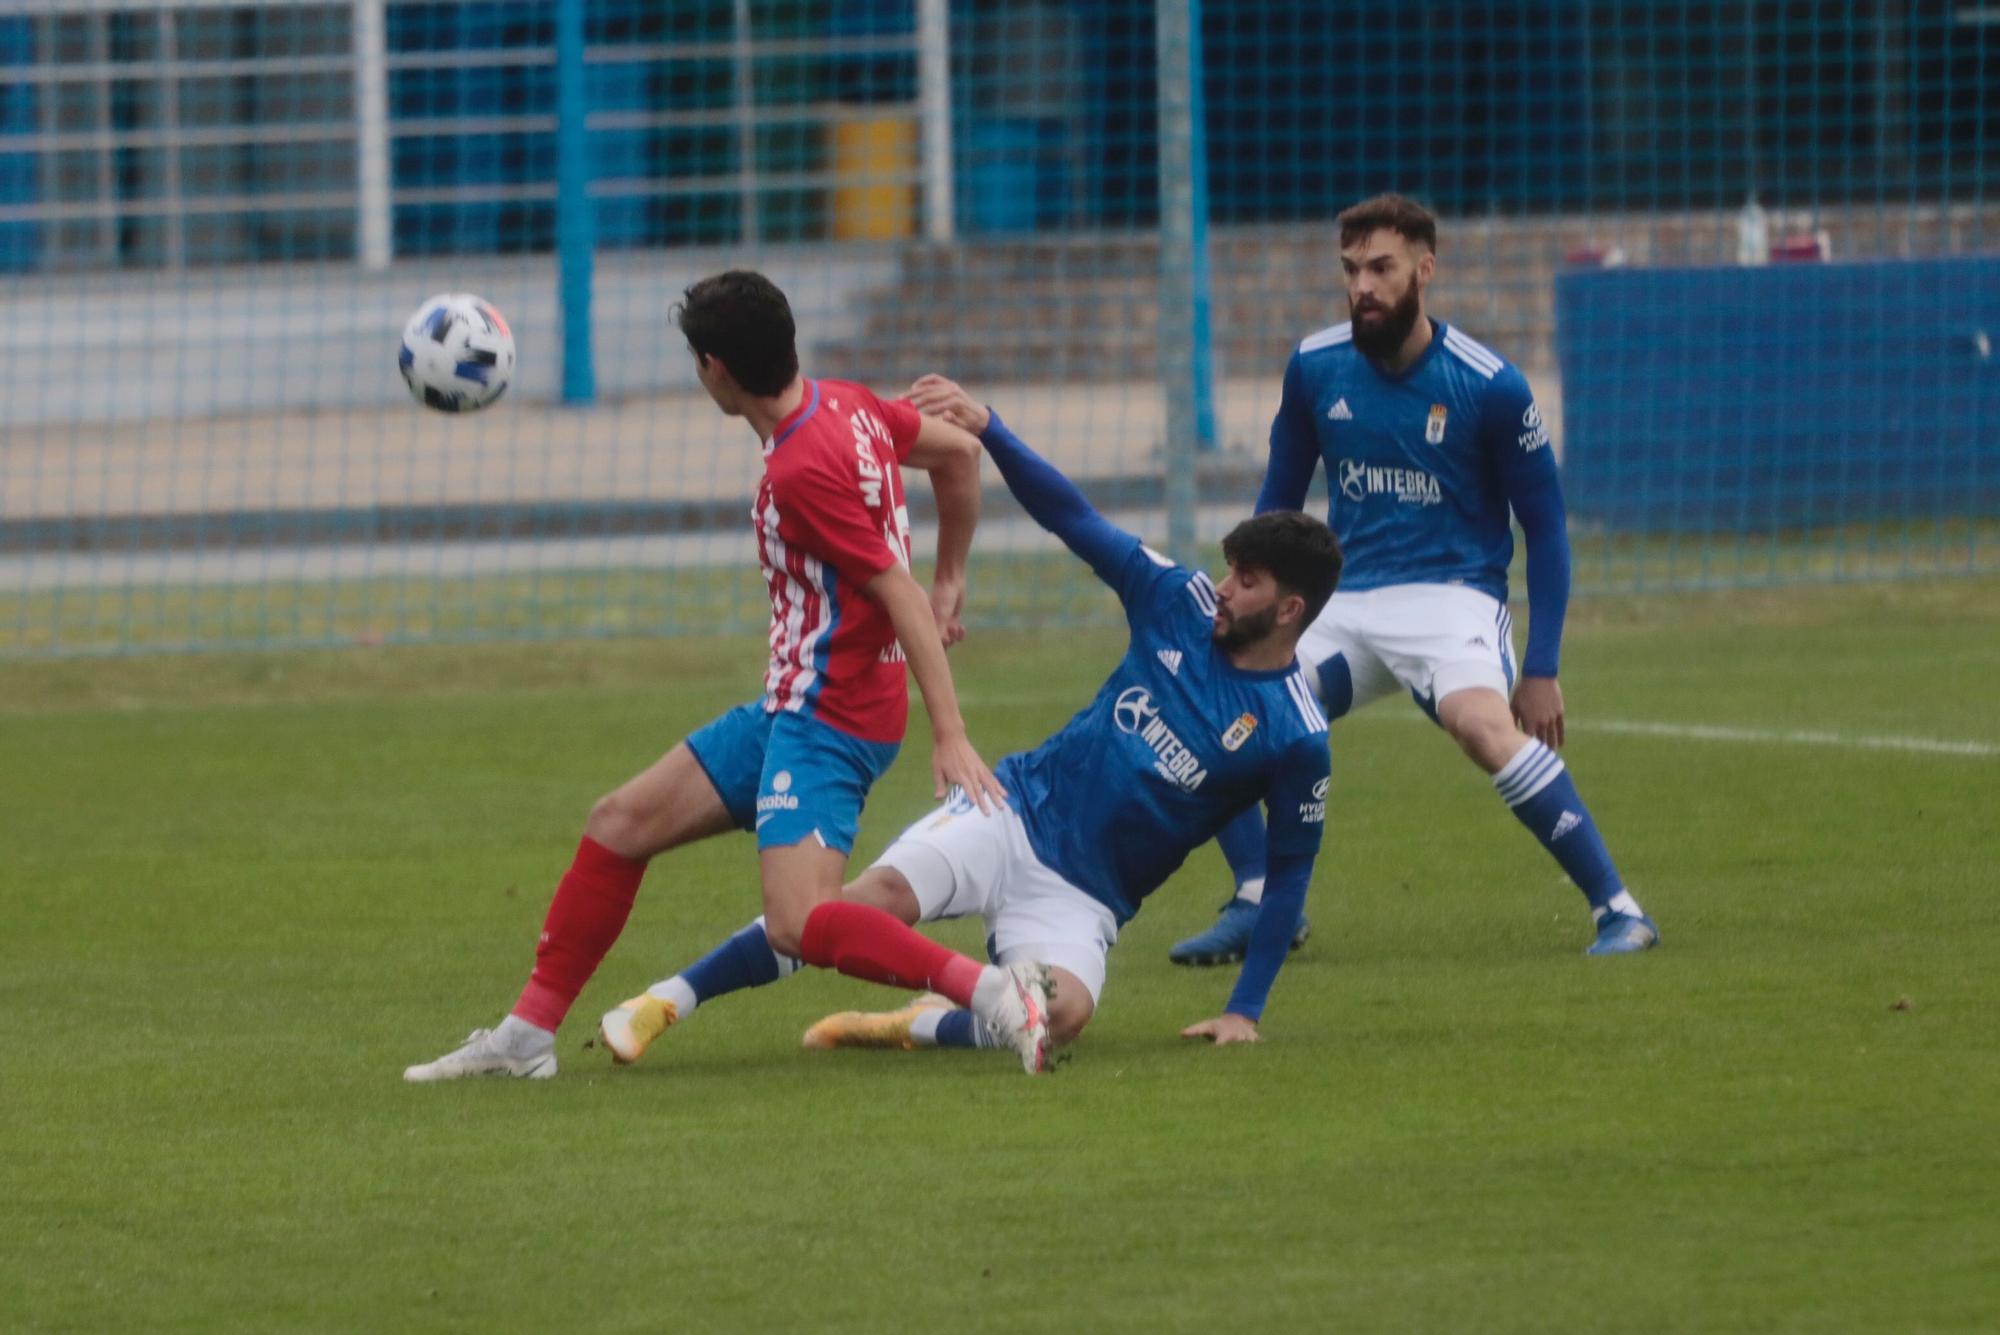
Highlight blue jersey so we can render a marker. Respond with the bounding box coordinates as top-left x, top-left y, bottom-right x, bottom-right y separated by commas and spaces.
995, 539, 1331, 925
1258, 319, 1557, 609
